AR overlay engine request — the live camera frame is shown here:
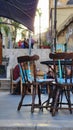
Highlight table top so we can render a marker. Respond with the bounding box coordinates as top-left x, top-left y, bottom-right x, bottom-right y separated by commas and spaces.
40, 60, 72, 66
